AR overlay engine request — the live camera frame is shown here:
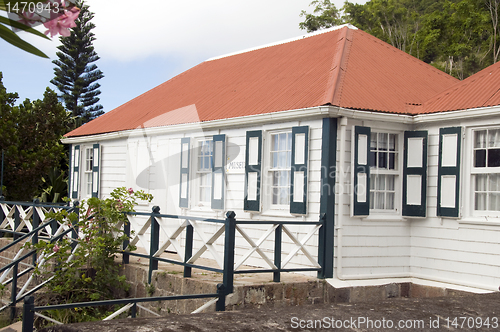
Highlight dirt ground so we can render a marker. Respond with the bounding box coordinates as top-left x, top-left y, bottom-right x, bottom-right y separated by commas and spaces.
38, 292, 500, 331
